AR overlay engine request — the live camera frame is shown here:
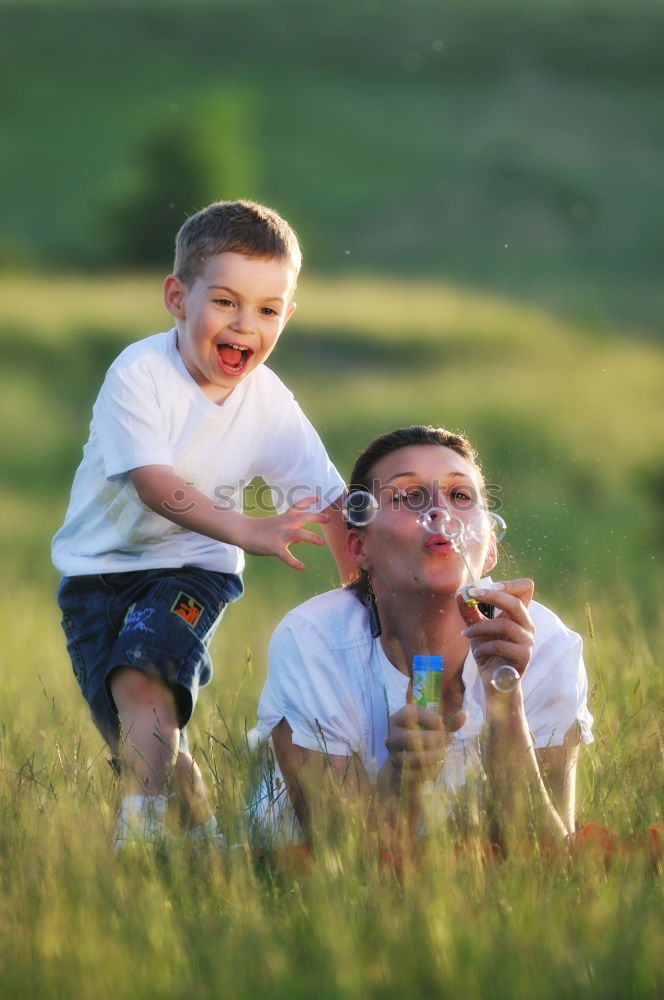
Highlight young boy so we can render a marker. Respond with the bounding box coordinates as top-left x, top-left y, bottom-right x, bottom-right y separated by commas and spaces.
52, 200, 352, 849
